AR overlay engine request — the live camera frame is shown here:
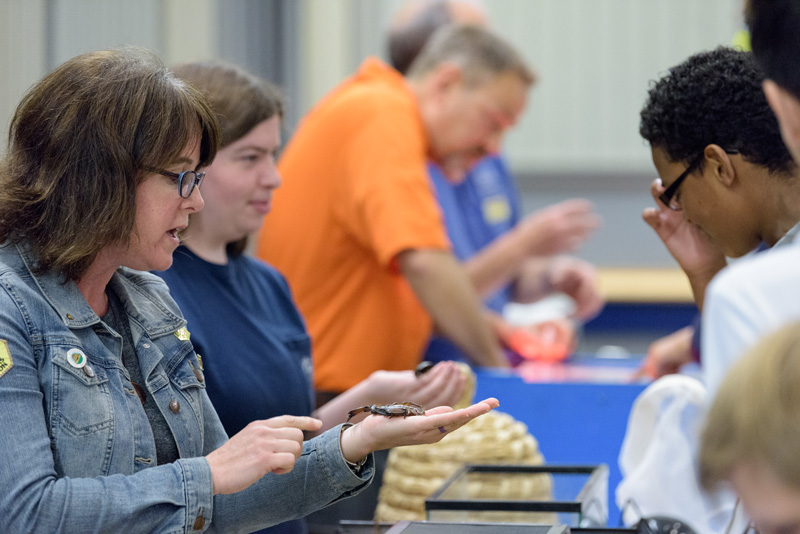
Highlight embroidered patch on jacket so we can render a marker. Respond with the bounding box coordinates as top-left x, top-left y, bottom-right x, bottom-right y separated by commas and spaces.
174, 327, 191, 341
0, 339, 13, 379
